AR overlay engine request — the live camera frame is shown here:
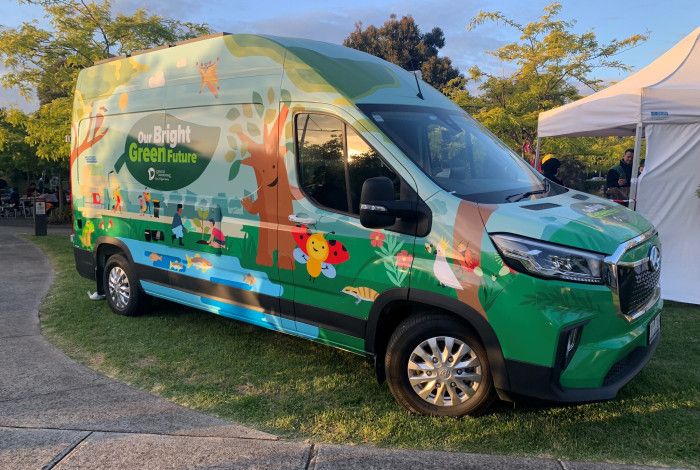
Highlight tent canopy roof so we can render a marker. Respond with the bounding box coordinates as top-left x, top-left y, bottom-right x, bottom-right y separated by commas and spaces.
538, 27, 700, 137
